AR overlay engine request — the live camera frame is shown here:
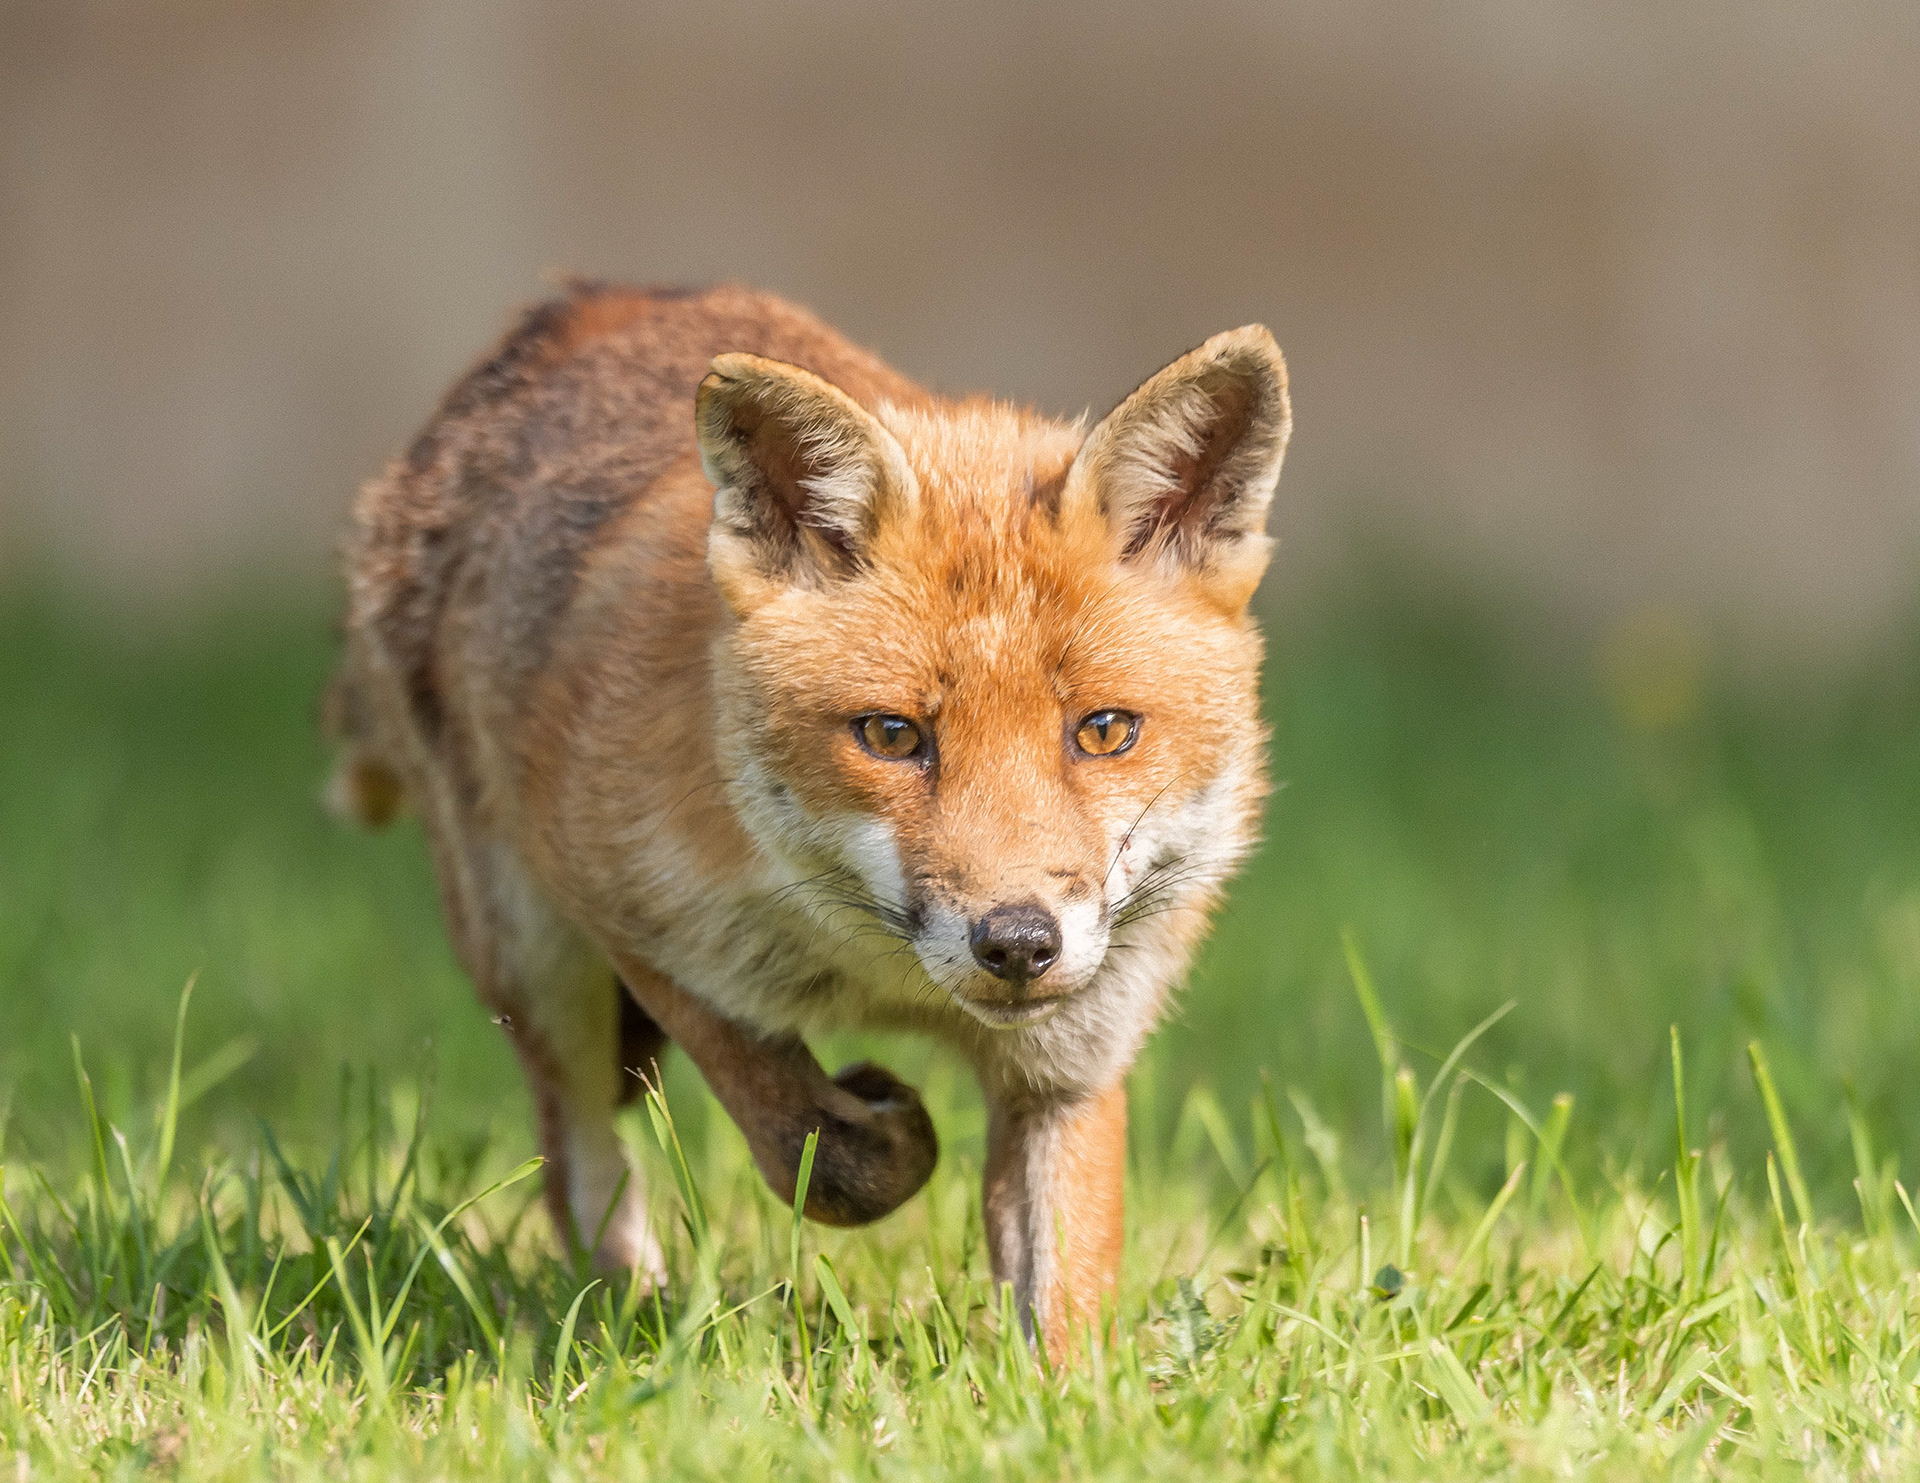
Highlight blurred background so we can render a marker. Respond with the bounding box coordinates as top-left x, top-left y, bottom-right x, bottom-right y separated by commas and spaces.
6, 0, 1918, 645
4, 3, 1919, 1198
